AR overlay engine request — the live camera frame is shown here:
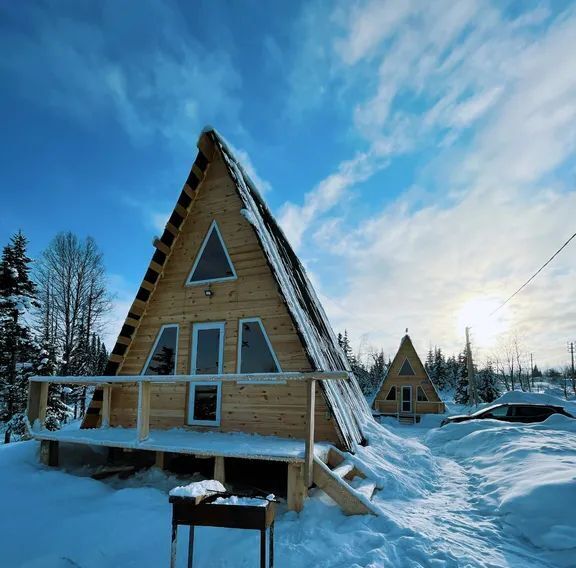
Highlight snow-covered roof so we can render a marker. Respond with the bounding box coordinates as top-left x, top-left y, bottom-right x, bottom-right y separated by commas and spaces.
207, 129, 372, 450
